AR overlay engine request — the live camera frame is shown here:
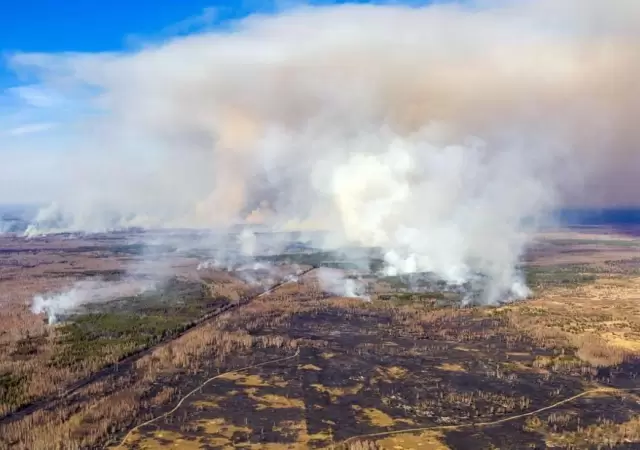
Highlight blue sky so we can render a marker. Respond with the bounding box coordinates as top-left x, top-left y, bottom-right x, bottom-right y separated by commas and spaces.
1, 0, 280, 202
0, 0, 398, 127
1, 0, 414, 128
0, 0, 391, 63
0, 0, 291, 52
0, 1, 311, 155
1, 0, 418, 203
1, 0, 269, 87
